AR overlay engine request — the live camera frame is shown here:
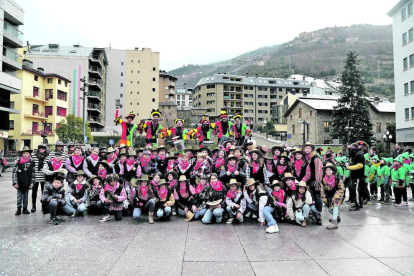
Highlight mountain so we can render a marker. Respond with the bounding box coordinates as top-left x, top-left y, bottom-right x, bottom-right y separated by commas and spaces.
169, 24, 394, 99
